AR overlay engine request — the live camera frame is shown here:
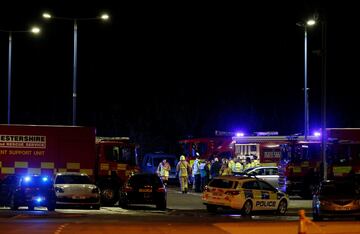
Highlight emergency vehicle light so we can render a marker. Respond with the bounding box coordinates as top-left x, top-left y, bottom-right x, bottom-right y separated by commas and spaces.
236, 132, 245, 137
42, 177, 49, 182
313, 131, 321, 137
24, 176, 31, 182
